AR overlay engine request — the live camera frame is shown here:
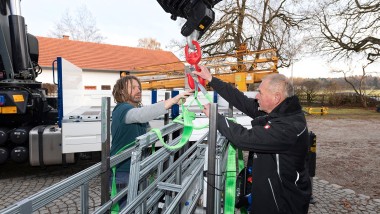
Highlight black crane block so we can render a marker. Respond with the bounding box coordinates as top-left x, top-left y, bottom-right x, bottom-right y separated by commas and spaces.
157, 0, 222, 38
